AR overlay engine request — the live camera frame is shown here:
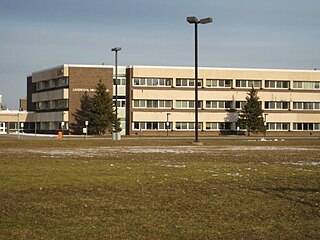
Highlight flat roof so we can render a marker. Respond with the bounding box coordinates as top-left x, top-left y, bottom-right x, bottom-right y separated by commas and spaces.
30, 64, 320, 75
128, 65, 320, 73
31, 64, 126, 75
